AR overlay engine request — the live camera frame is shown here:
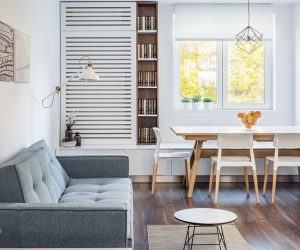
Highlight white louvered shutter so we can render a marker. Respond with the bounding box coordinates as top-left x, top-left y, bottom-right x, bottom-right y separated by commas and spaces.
61, 2, 136, 31
60, 2, 136, 145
